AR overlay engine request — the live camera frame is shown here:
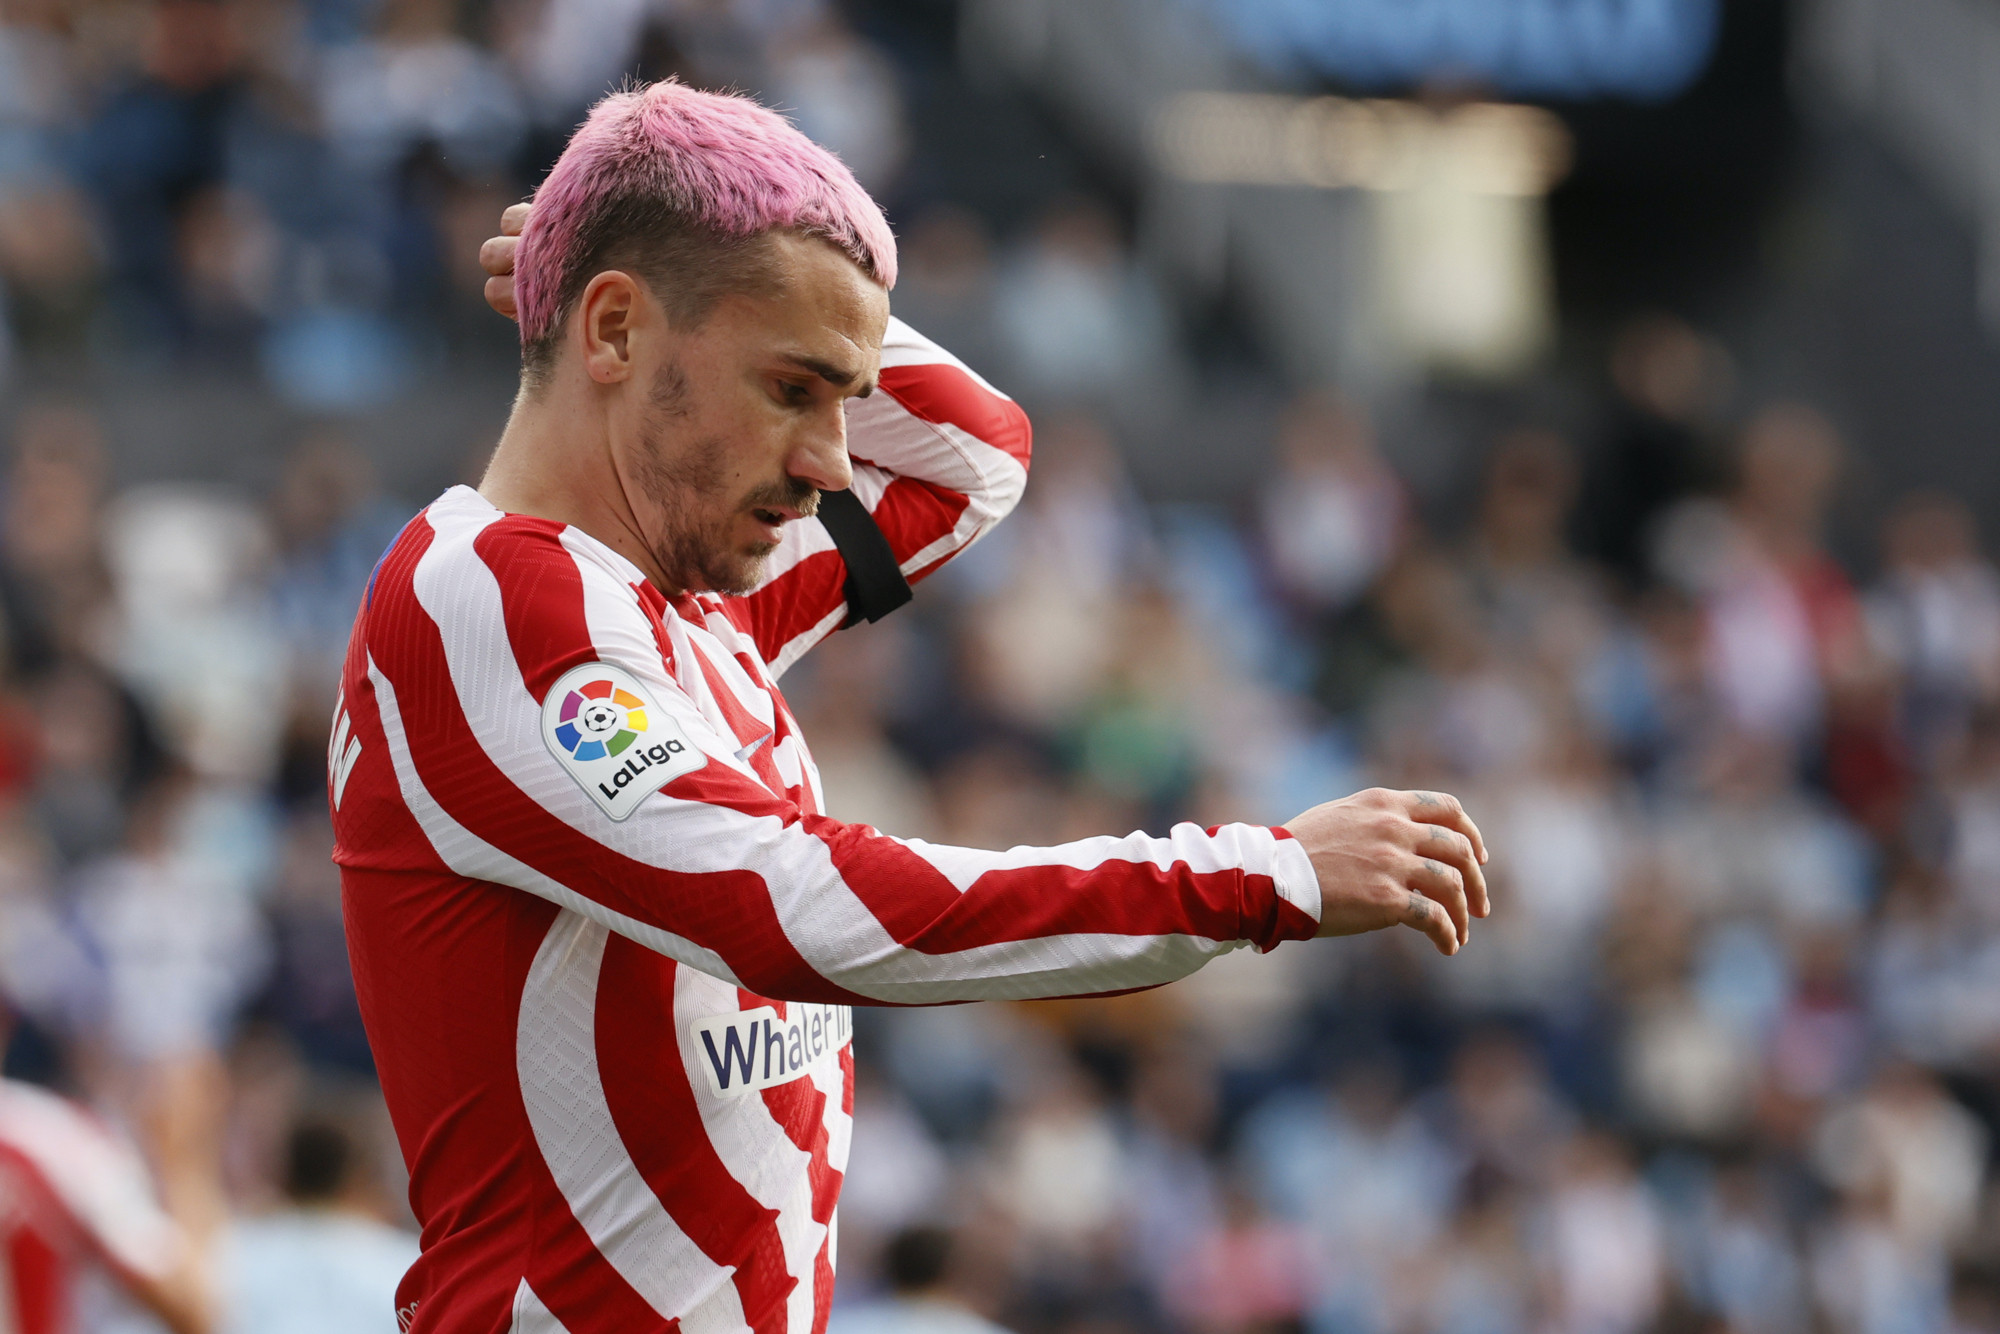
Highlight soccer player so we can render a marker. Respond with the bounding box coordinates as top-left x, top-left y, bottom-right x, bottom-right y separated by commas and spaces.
0, 1073, 211, 1333
332, 79, 1489, 1334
